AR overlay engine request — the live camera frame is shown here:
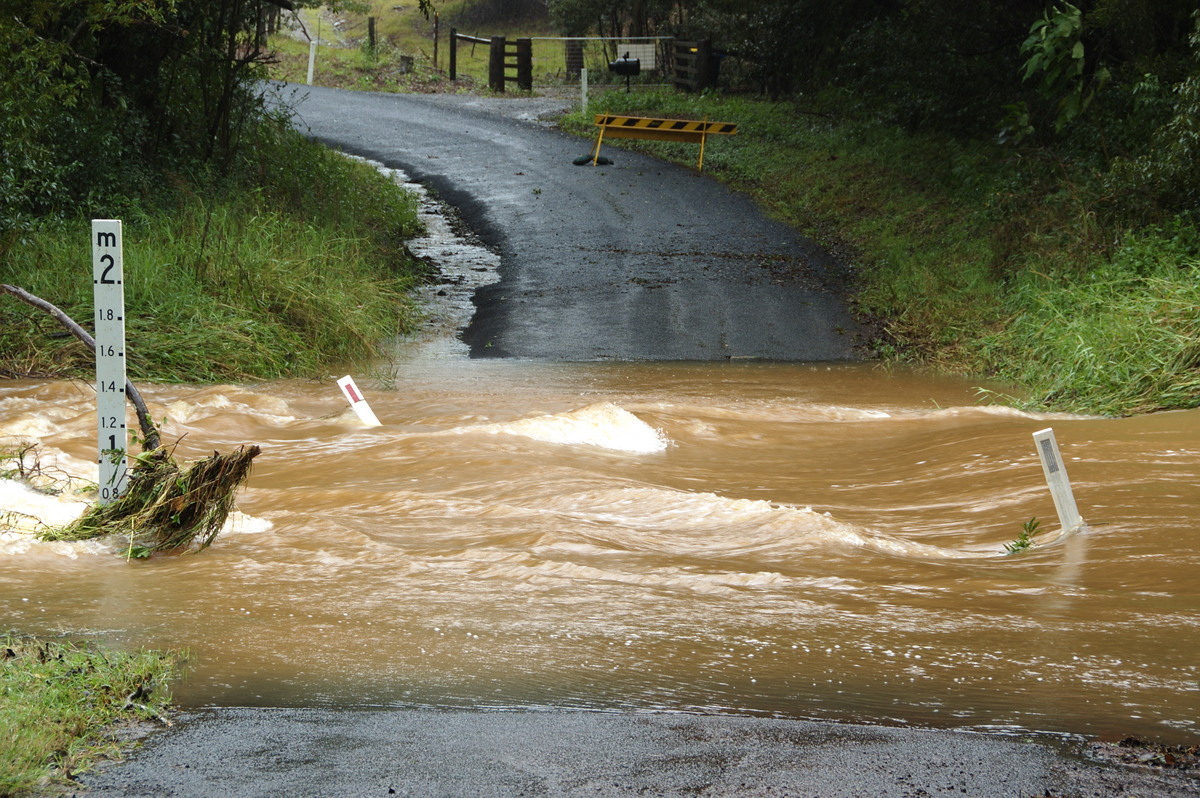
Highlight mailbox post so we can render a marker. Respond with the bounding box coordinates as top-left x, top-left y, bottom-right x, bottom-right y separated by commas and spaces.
609, 52, 640, 92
